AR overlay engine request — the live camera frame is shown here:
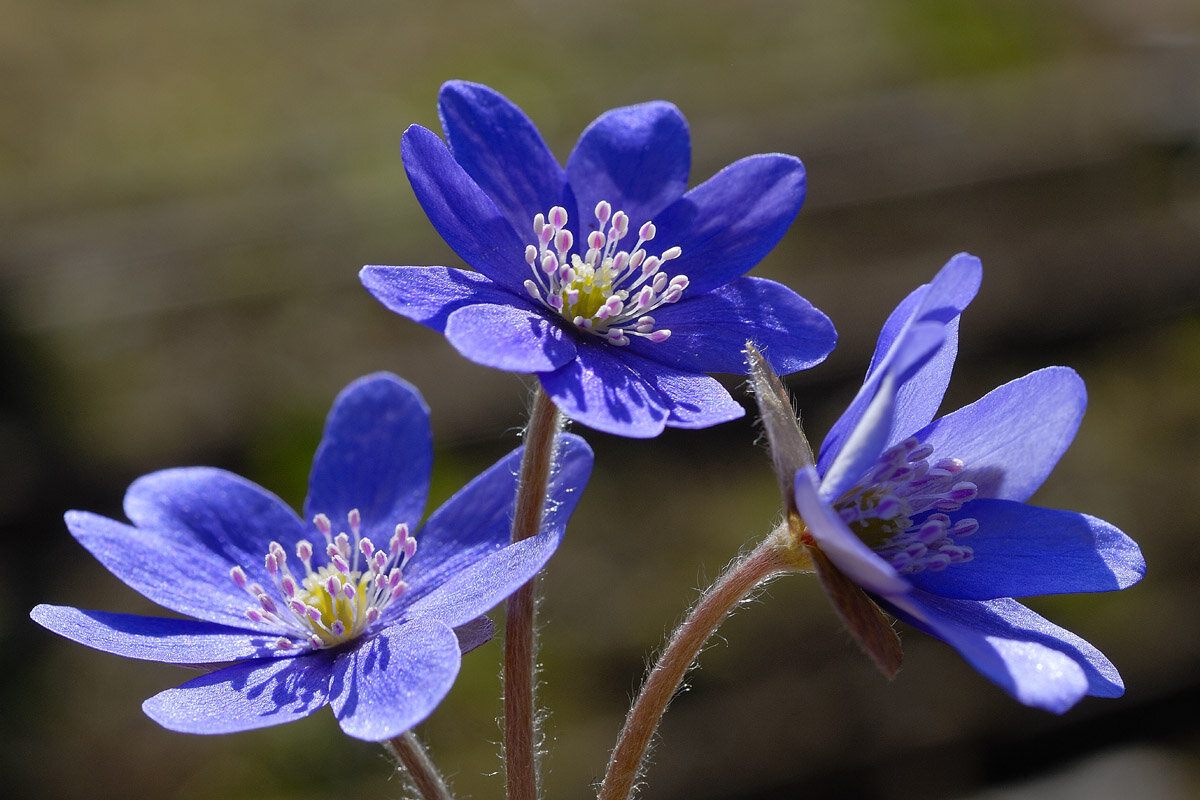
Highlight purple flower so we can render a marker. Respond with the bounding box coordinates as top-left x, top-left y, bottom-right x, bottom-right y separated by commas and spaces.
783, 254, 1144, 712
31, 373, 593, 740
361, 81, 836, 437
